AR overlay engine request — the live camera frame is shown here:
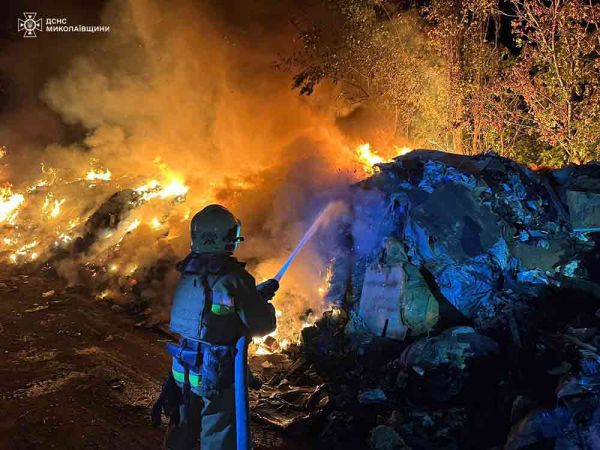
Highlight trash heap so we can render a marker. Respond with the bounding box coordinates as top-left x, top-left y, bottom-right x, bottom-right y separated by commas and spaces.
252, 151, 600, 449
